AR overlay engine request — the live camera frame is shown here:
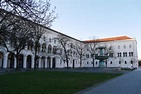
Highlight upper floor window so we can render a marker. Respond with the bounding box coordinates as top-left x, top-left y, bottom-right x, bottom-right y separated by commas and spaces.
129, 45, 132, 48
53, 46, 57, 54
123, 52, 127, 57
86, 54, 89, 58
109, 53, 114, 57
49, 38, 52, 43
118, 45, 120, 49
37, 43, 40, 52
48, 44, 52, 53
42, 43, 46, 52
117, 53, 122, 57
129, 52, 133, 57
123, 45, 126, 49
27, 40, 34, 50
54, 39, 56, 44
